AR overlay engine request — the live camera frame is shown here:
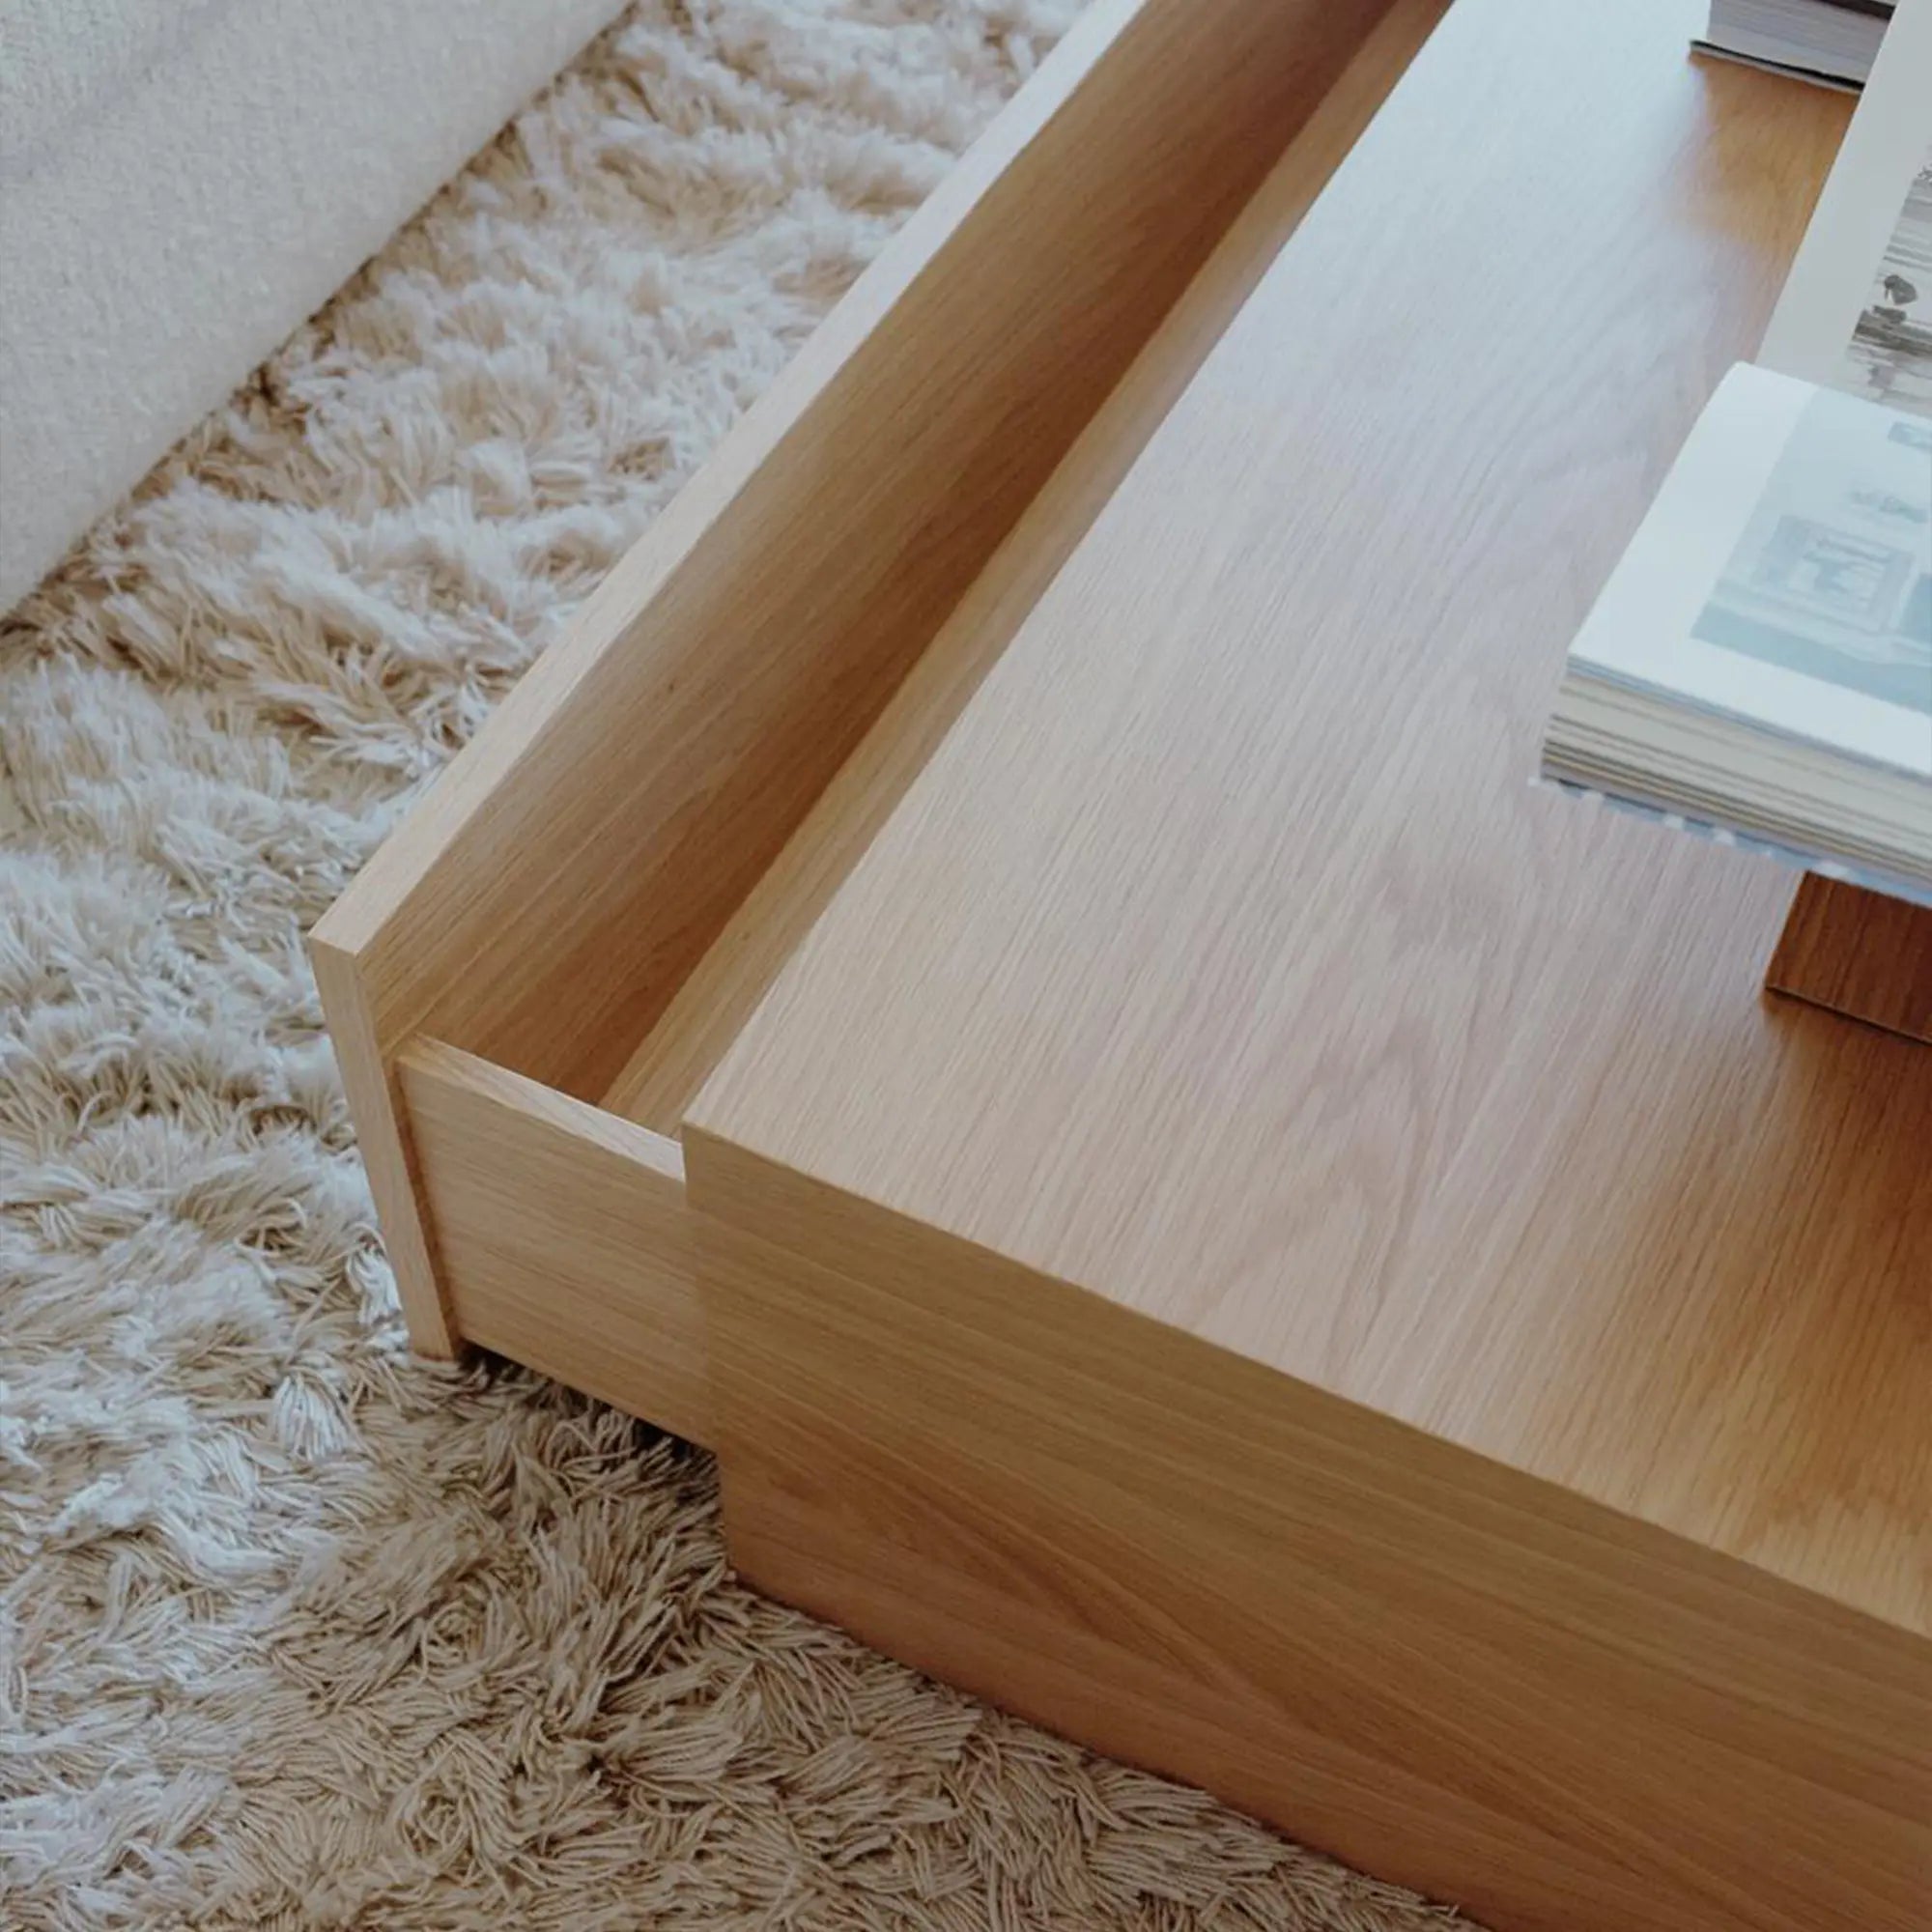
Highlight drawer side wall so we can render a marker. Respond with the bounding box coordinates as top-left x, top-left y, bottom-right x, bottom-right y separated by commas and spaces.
400, 1040, 712, 1446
